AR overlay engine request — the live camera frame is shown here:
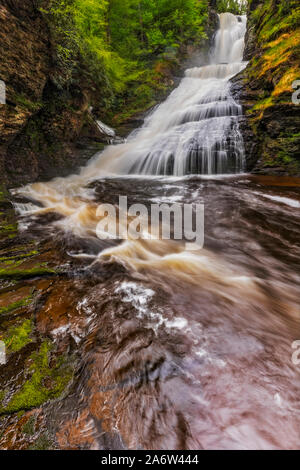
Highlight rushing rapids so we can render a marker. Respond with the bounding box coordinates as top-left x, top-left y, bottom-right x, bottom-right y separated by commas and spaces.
9, 13, 300, 451
74, 12, 247, 177
12, 174, 300, 450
